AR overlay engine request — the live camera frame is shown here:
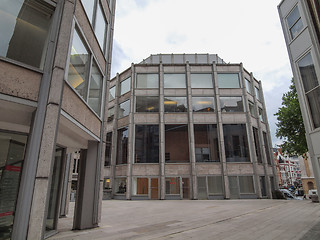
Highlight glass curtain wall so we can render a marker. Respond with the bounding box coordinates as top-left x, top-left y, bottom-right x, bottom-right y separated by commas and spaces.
0, 131, 28, 239
194, 125, 219, 162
